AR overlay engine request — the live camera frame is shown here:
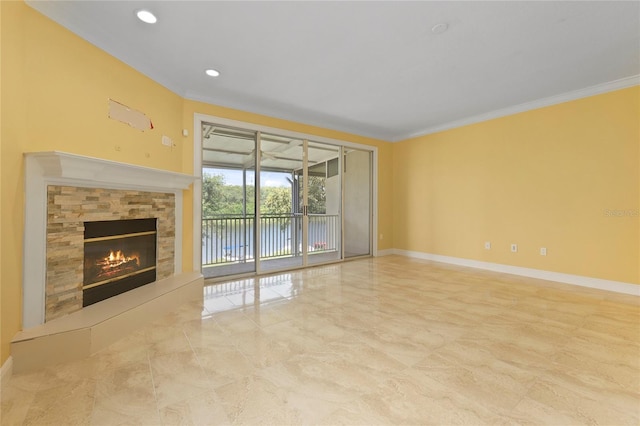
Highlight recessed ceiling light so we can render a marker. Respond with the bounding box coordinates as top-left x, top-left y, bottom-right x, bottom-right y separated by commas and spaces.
136, 10, 157, 24
431, 23, 449, 34
205, 69, 220, 77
